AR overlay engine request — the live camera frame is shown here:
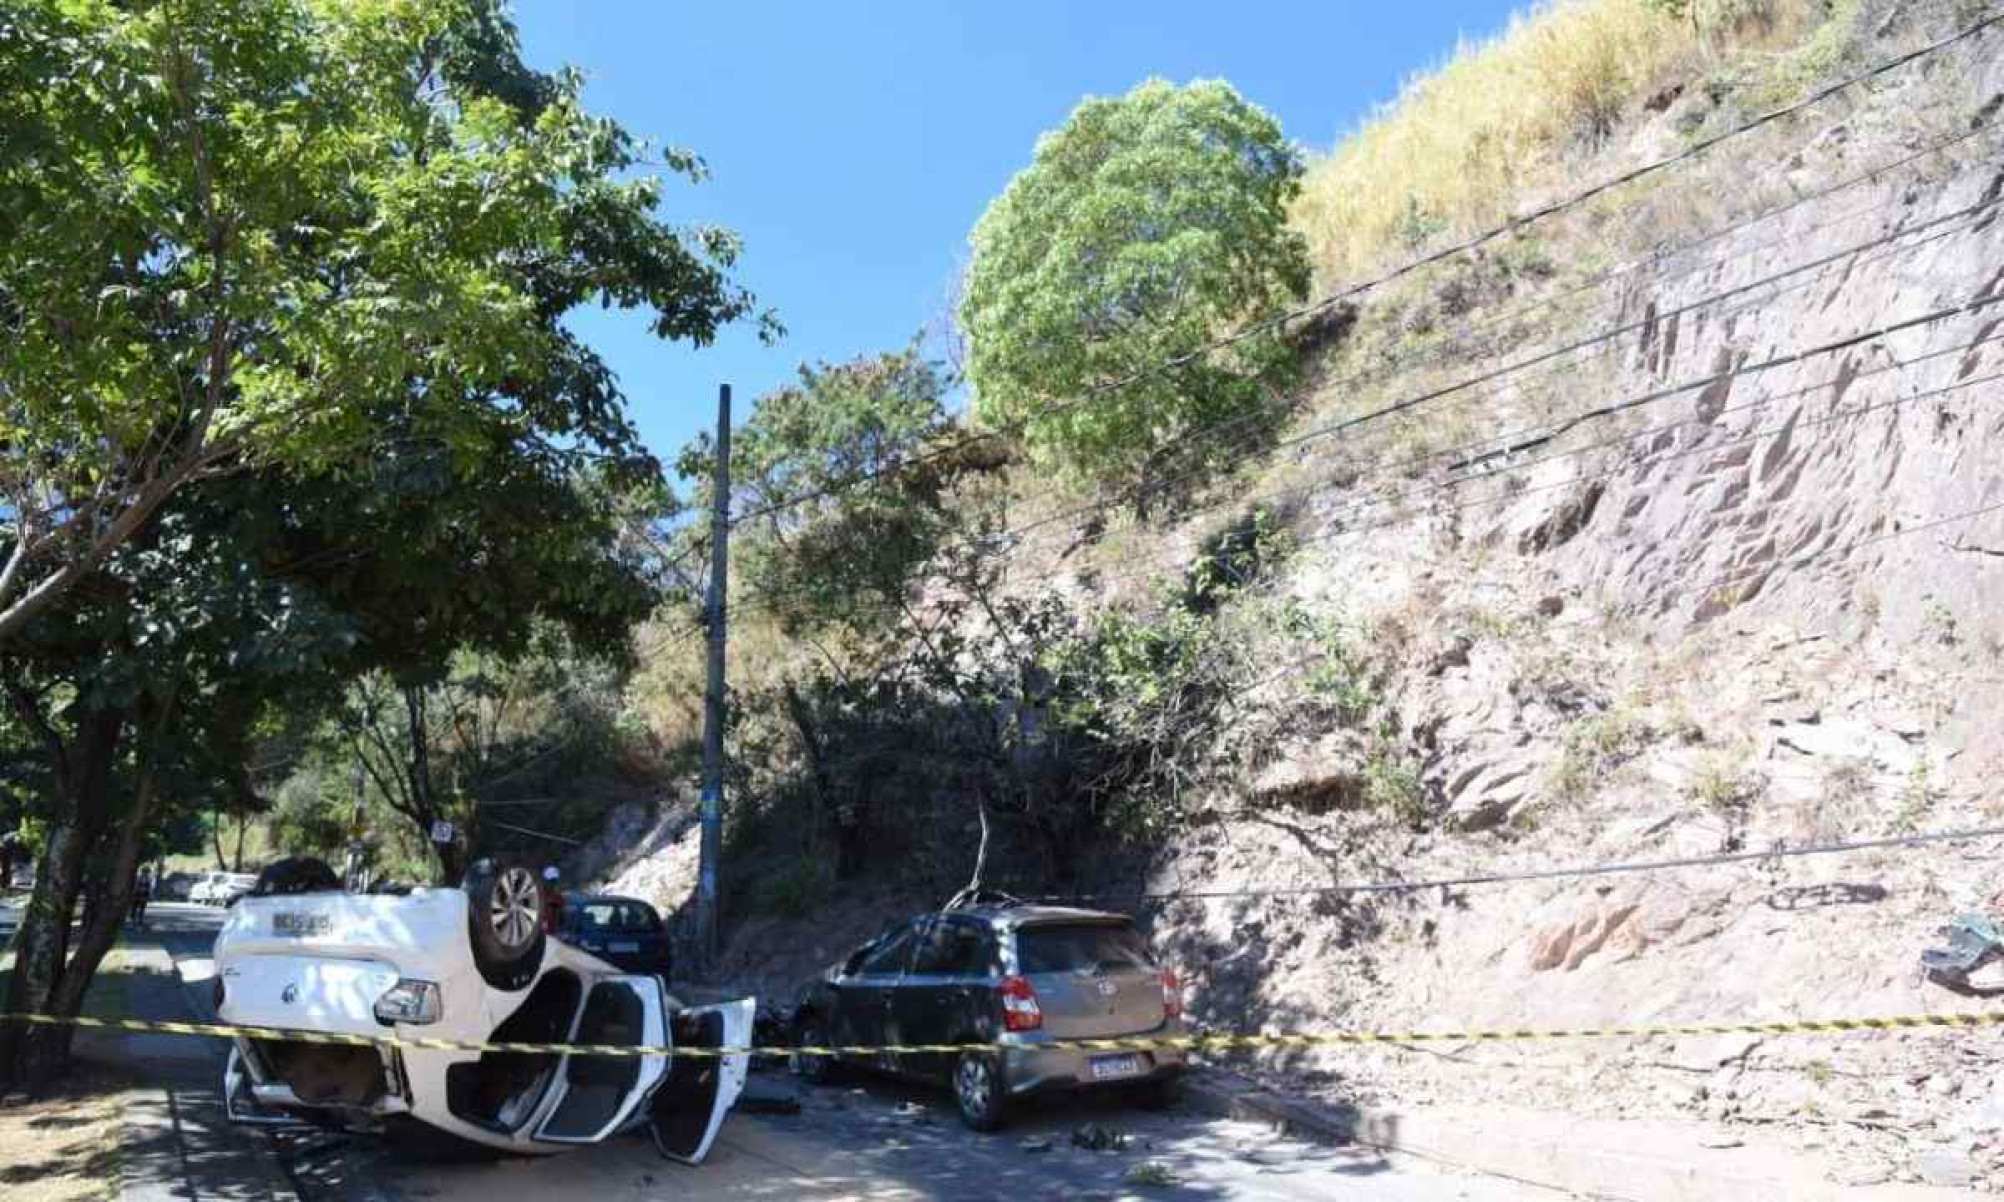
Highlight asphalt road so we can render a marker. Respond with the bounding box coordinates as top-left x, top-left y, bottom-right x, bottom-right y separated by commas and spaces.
2, 896, 1539, 1201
